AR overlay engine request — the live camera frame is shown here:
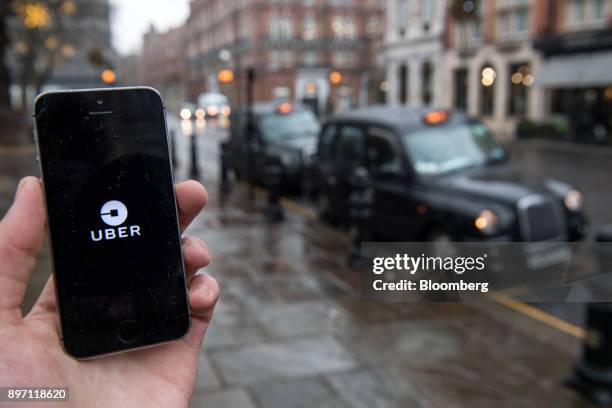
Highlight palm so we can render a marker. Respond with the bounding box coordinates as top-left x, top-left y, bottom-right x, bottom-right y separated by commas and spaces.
0, 178, 218, 407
